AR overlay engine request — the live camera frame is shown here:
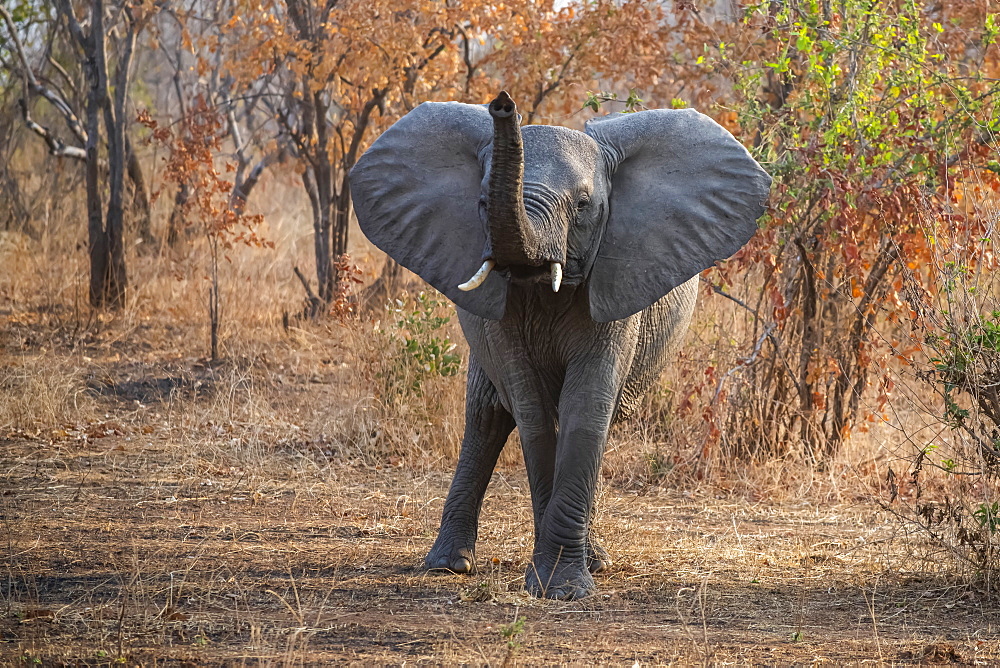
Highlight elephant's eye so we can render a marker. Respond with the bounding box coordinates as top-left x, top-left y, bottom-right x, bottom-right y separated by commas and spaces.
576, 196, 590, 211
